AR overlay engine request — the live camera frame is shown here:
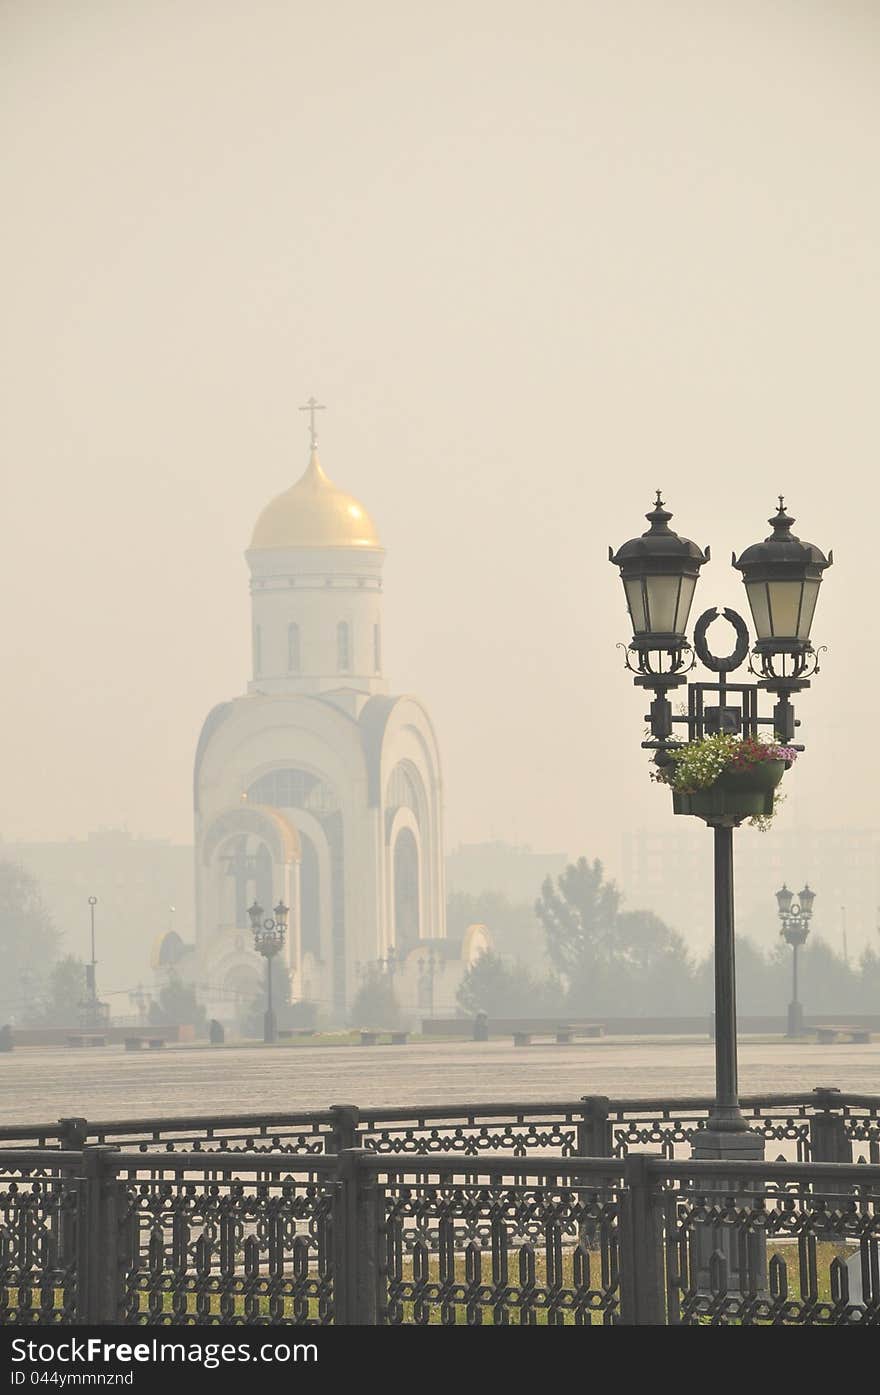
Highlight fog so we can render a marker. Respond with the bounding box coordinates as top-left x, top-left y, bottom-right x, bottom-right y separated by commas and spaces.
3, 1, 880, 969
